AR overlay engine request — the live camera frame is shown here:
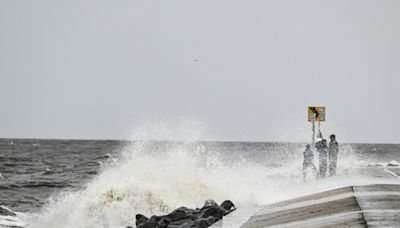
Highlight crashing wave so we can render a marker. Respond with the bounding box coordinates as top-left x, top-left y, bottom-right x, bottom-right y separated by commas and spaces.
368, 160, 400, 168
0, 206, 27, 228
387, 160, 400, 167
